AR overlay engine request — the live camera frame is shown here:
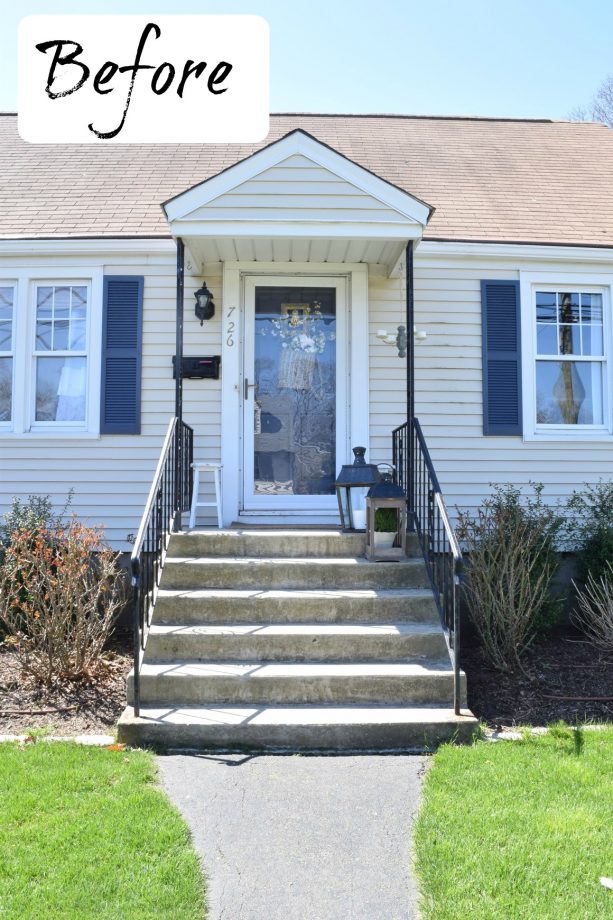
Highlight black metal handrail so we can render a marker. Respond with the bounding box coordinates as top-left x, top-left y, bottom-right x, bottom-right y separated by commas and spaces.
130, 417, 193, 716
393, 417, 463, 715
